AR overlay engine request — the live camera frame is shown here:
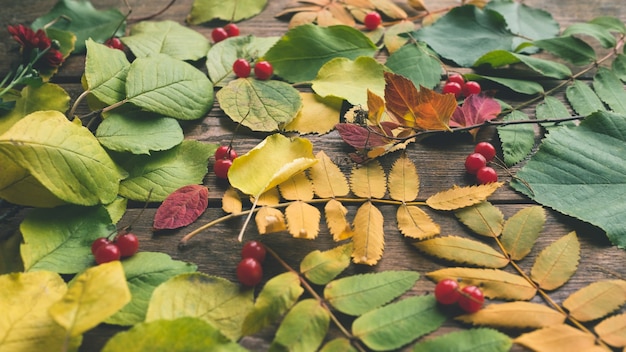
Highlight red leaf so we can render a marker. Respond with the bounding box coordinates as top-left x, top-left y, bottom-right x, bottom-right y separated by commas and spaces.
450, 95, 501, 129
153, 185, 209, 230
335, 123, 389, 149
